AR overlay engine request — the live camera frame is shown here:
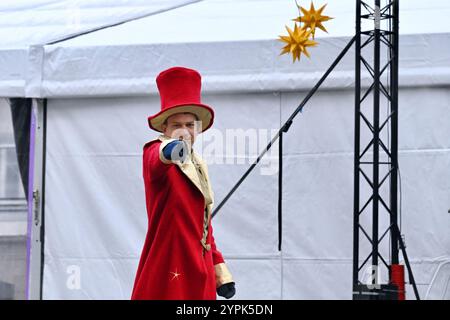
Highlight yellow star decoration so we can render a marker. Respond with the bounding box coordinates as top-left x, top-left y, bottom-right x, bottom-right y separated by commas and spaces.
170, 268, 181, 281
279, 23, 317, 62
294, 2, 333, 39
